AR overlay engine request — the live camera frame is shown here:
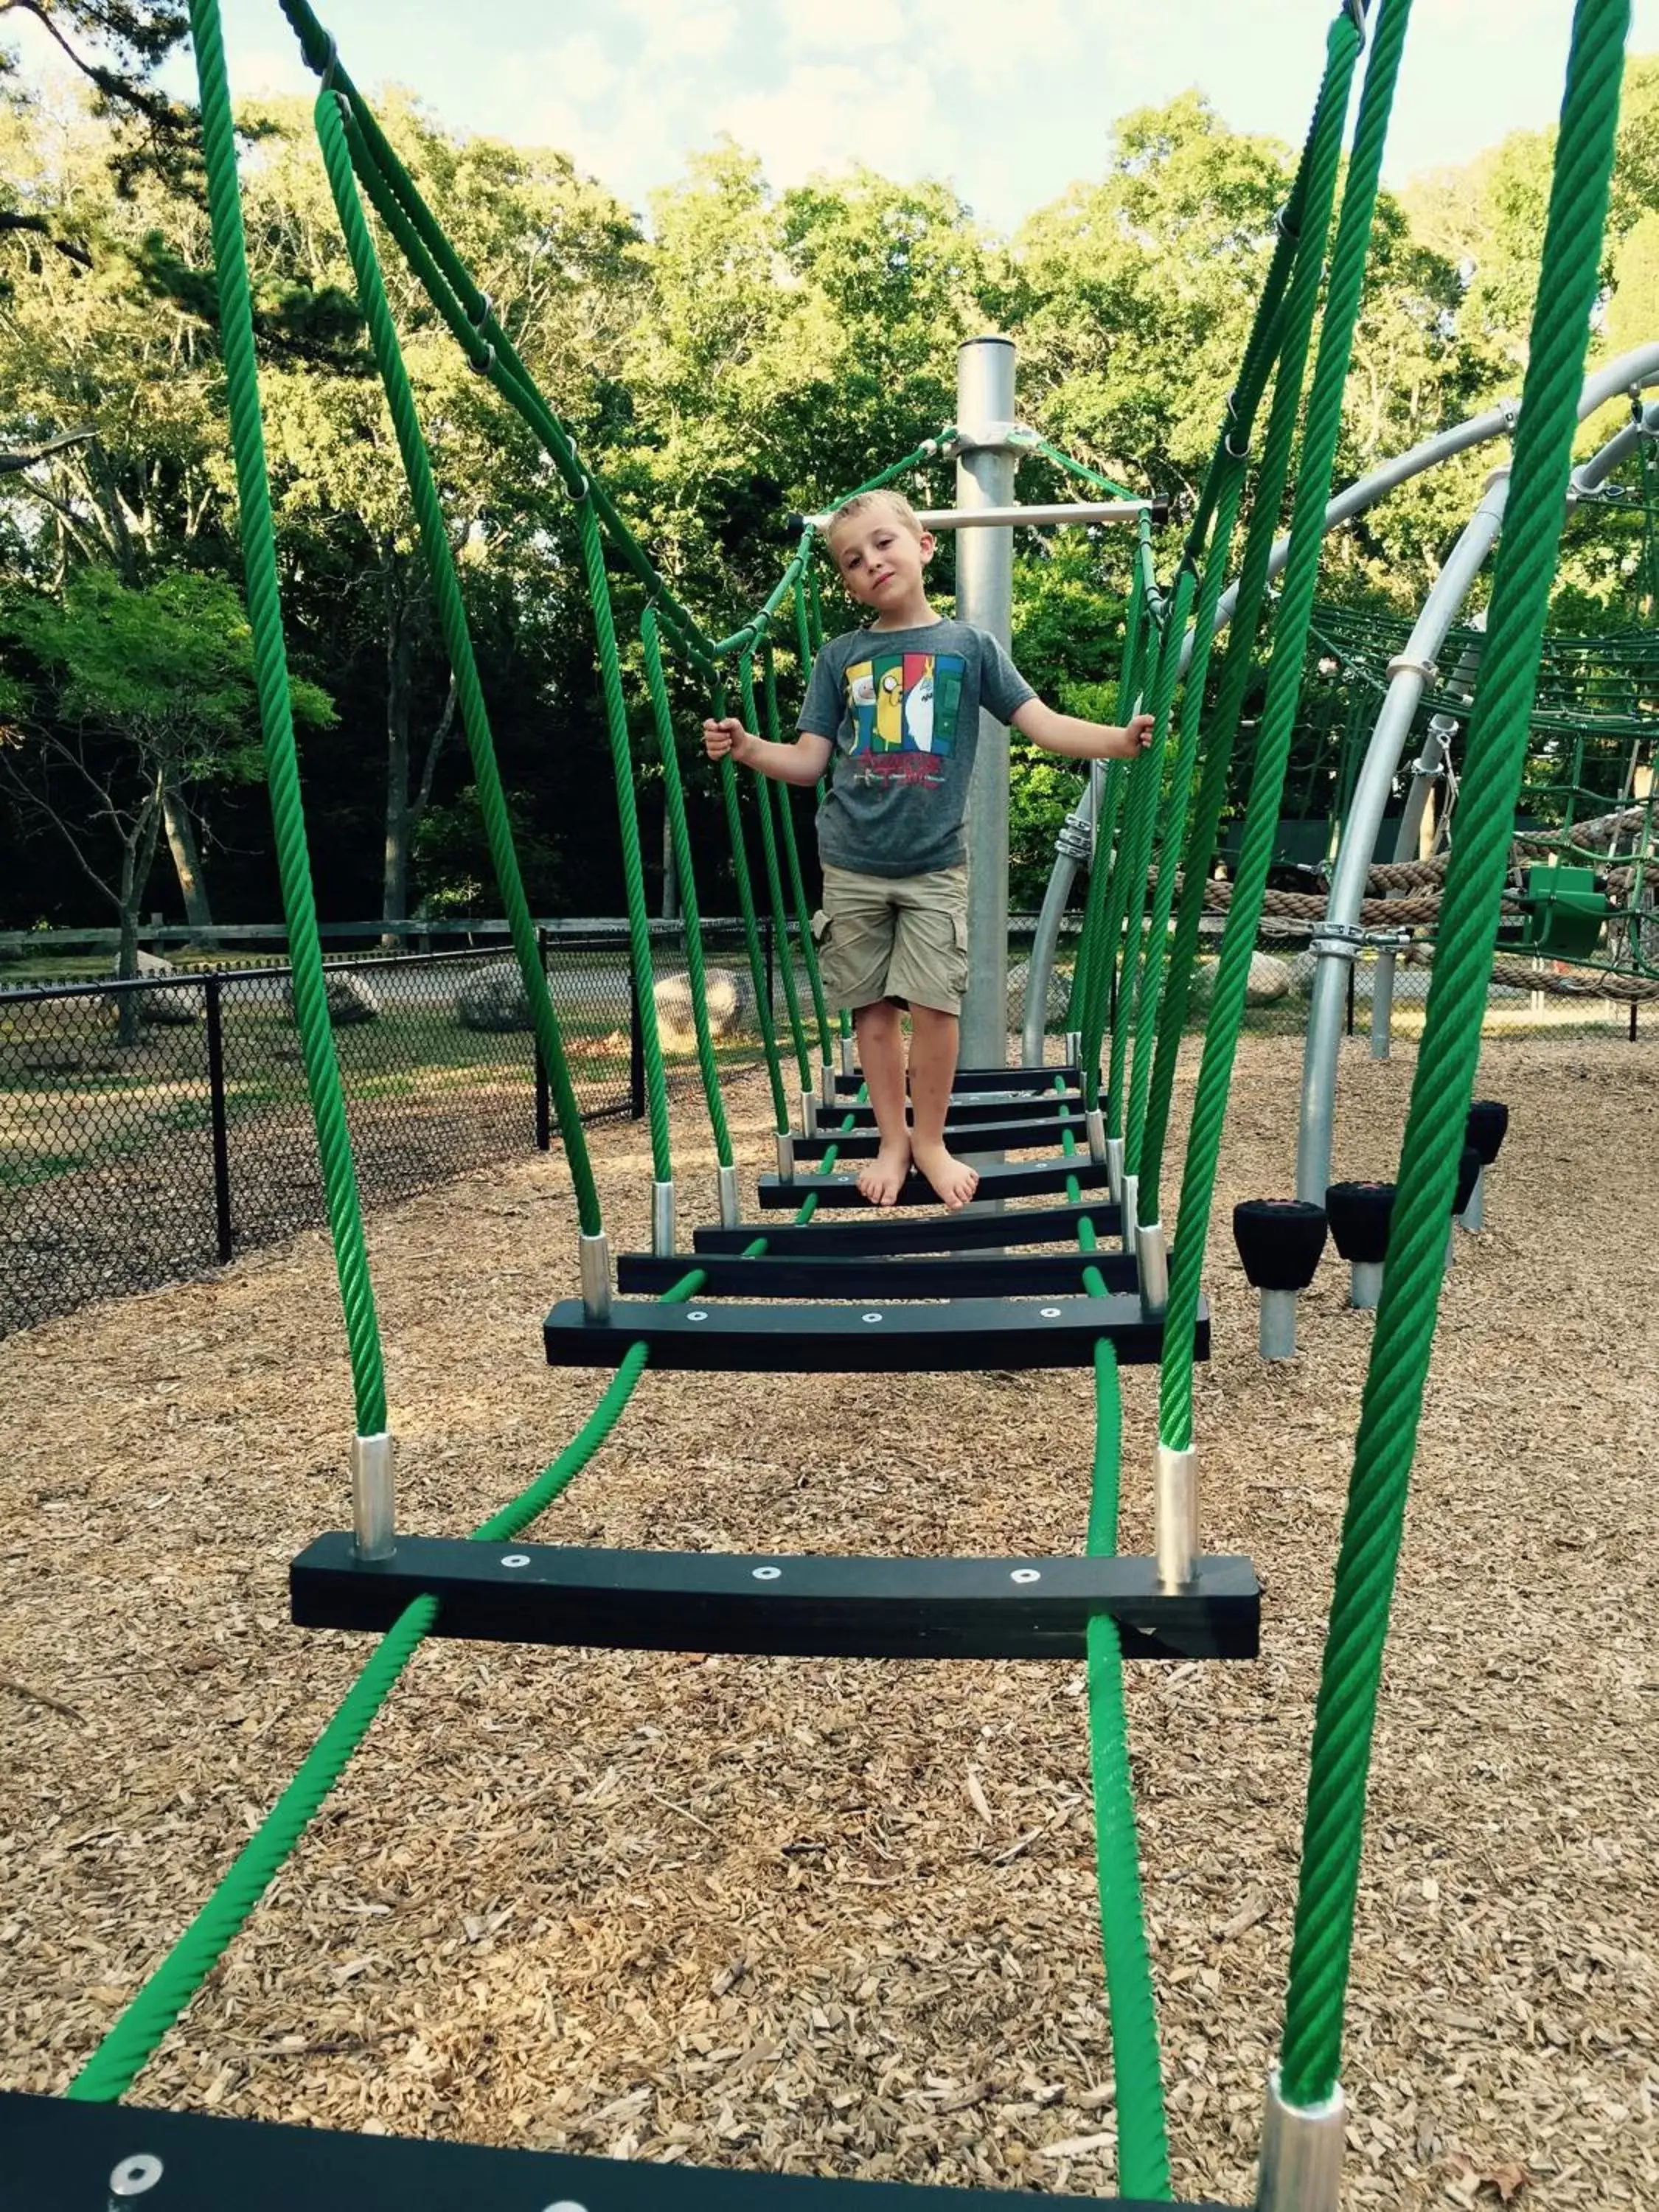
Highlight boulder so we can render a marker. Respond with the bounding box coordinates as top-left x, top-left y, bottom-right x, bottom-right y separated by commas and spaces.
287, 967, 380, 1025
1186, 951, 1293, 1009
133, 946, 202, 1026
457, 965, 535, 1032
655, 964, 751, 1049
